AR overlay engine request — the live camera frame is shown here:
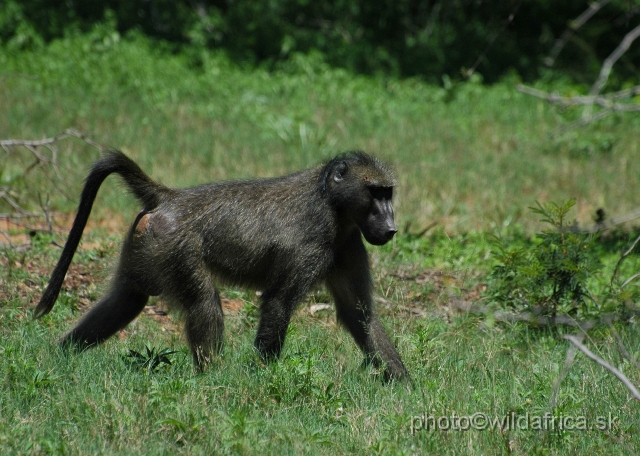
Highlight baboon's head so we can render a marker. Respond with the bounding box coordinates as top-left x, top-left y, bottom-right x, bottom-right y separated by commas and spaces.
322, 151, 398, 245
